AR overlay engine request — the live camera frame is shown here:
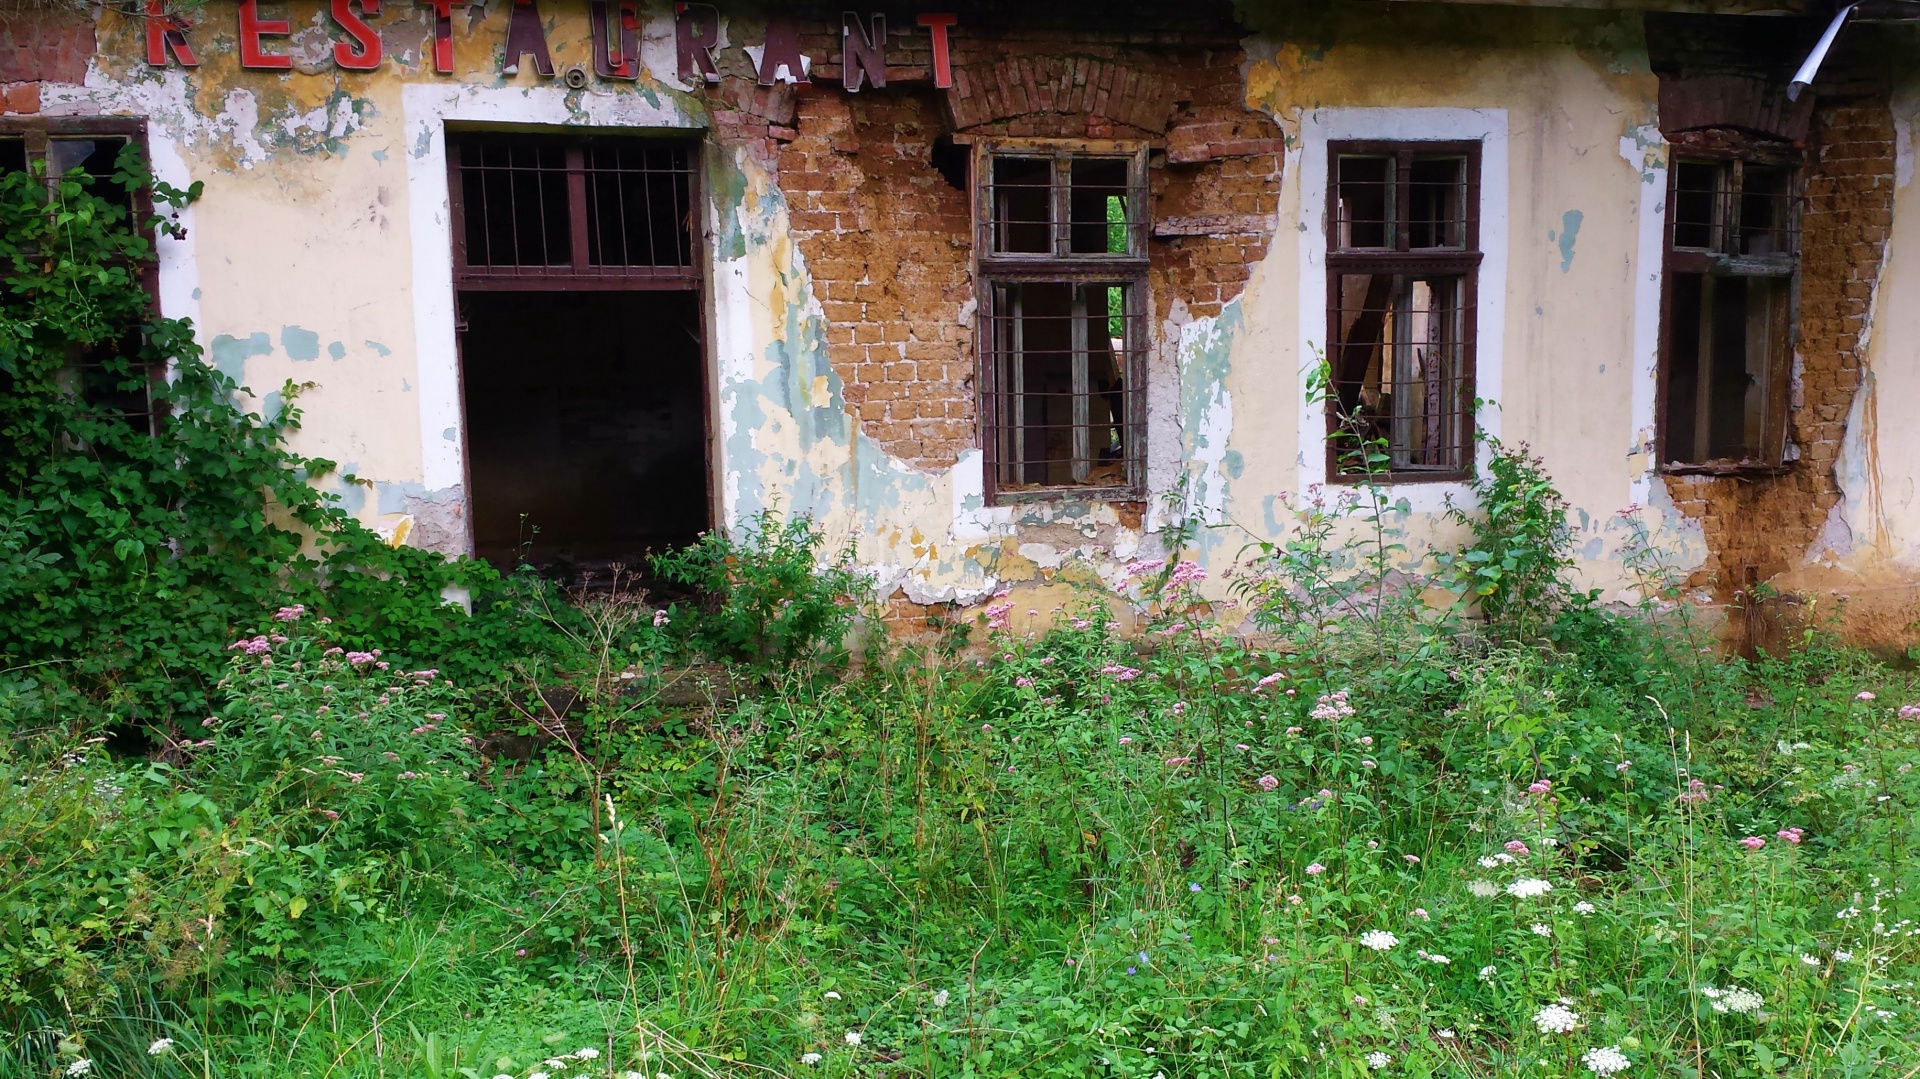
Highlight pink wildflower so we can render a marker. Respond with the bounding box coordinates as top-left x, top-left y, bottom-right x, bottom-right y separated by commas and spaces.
1527, 779, 1552, 795
1306, 863, 1326, 875
1856, 691, 1876, 702
1740, 836, 1766, 851
1901, 704, 1920, 720
1257, 774, 1279, 791
1777, 827, 1805, 844
1256, 671, 1287, 690
1505, 840, 1530, 855
652, 610, 671, 627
